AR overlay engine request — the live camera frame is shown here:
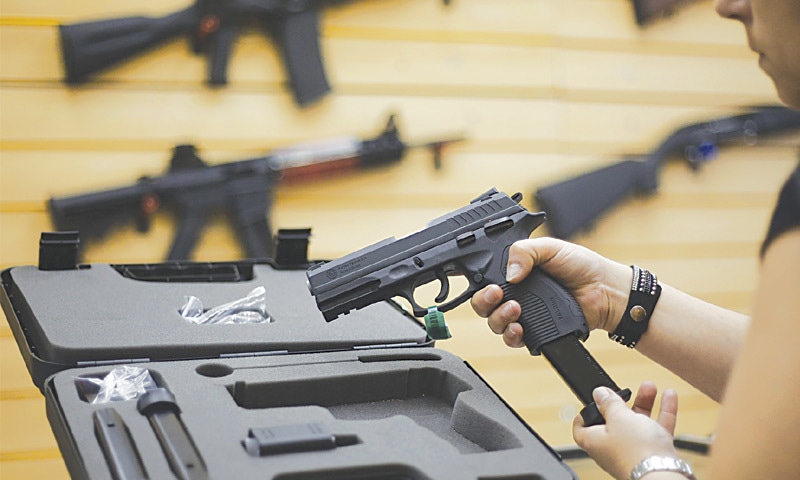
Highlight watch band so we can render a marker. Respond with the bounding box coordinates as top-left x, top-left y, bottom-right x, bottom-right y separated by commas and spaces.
609, 265, 661, 348
629, 455, 696, 480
